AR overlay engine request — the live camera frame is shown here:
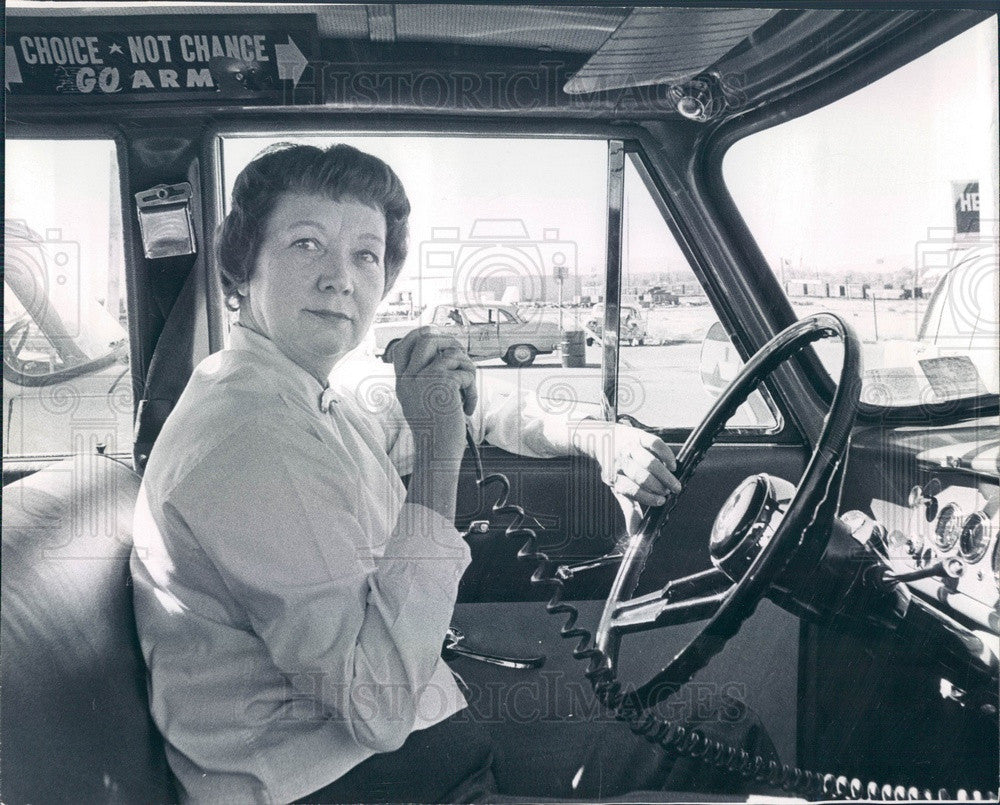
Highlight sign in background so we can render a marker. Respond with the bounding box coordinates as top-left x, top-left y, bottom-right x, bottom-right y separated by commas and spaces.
6, 15, 317, 100
952, 180, 980, 239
